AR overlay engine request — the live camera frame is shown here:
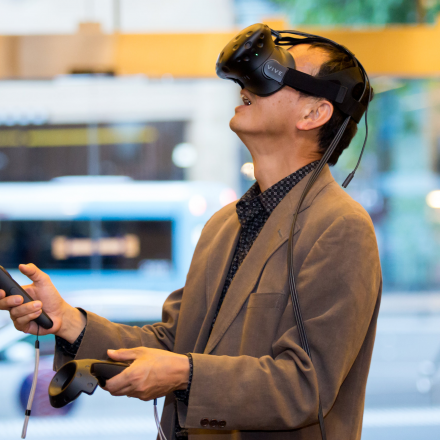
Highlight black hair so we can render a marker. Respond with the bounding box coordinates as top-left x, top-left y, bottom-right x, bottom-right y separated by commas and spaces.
301, 42, 372, 165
